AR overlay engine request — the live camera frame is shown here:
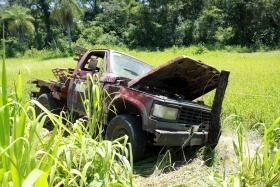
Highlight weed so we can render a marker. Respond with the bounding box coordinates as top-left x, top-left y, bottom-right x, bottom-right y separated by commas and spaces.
210, 117, 280, 186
